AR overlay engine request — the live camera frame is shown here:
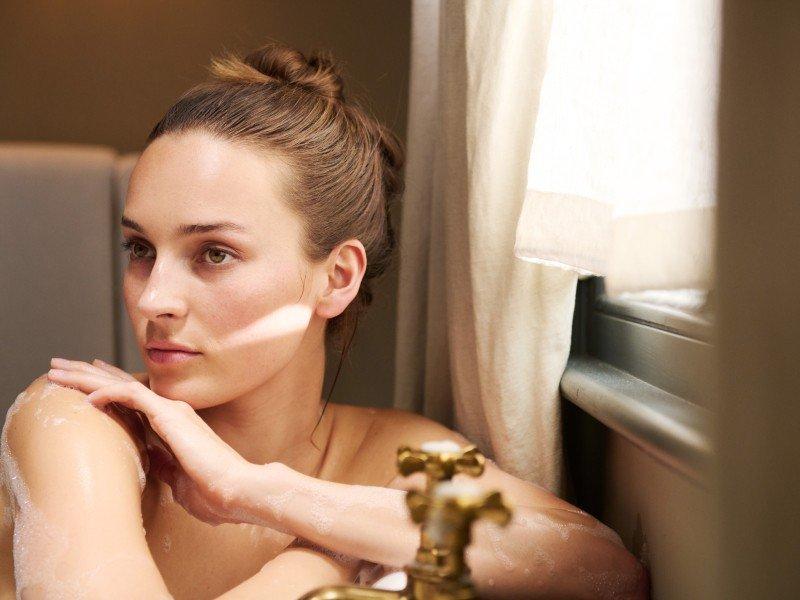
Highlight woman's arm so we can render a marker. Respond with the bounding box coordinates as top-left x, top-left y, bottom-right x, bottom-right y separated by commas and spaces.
214, 544, 361, 599
45, 360, 647, 599
231, 411, 649, 600
1, 375, 172, 599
